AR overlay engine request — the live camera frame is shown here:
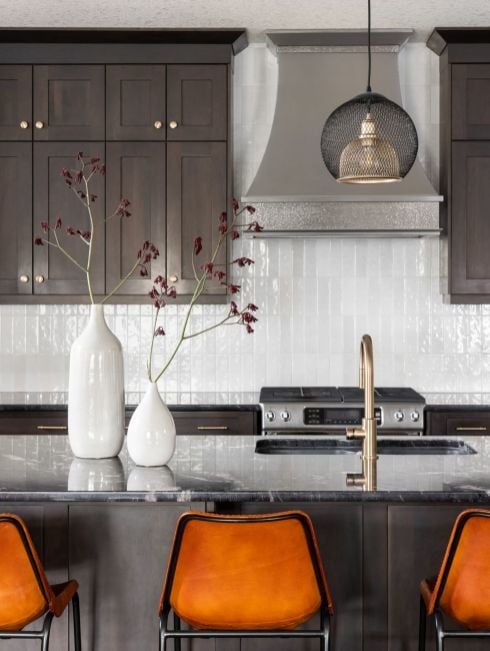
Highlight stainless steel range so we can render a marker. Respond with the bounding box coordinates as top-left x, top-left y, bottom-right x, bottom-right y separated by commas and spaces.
259, 387, 425, 434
